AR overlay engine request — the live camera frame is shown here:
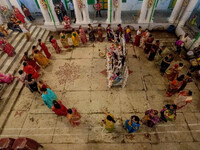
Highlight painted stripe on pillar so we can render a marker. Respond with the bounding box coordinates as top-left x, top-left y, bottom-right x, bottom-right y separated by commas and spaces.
189, 33, 200, 49
45, 0, 57, 29
110, 0, 112, 24
148, 0, 158, 28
